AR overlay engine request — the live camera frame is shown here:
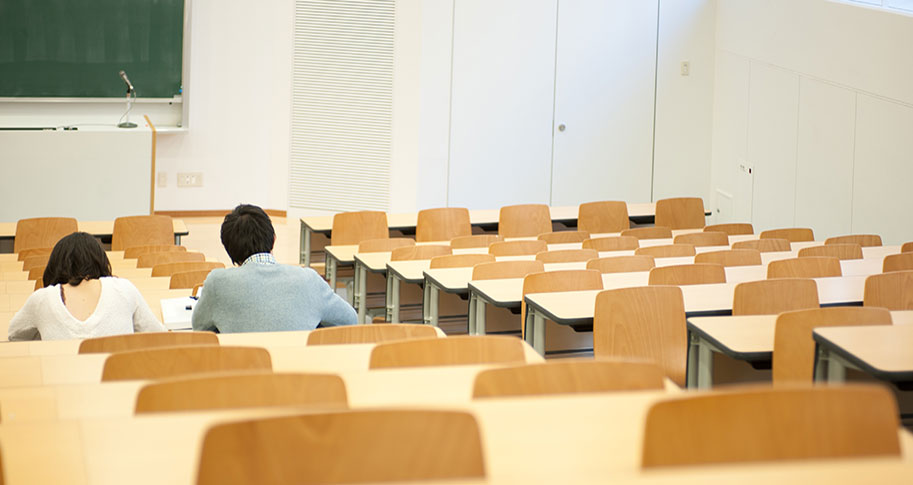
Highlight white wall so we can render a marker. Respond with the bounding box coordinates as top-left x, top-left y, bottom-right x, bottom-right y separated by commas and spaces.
154, 0, 292, 212
711, 0, 913, 243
